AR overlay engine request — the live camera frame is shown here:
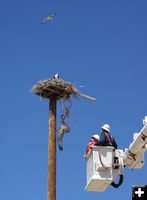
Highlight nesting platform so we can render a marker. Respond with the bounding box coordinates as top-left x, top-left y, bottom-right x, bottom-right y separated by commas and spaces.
32, 78, 96, 101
